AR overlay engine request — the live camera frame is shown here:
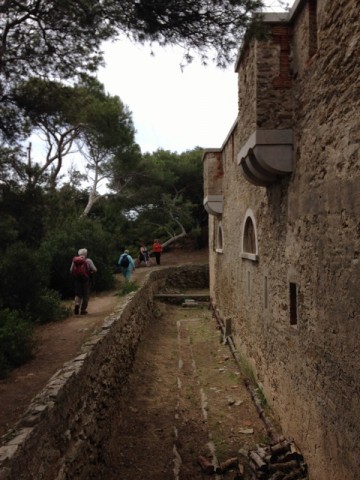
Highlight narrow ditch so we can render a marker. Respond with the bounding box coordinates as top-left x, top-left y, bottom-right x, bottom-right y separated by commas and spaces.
99, 299, 270, 479
0, 265, 307, 479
